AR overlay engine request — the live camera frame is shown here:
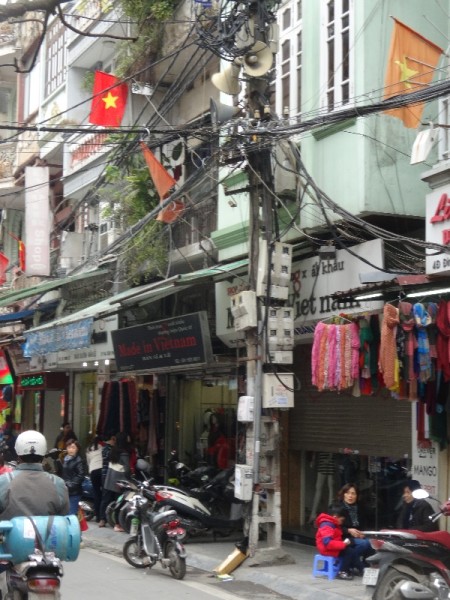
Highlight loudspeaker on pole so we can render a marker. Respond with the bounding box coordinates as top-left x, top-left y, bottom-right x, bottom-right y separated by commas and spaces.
211, 62, 241, 95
